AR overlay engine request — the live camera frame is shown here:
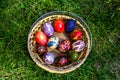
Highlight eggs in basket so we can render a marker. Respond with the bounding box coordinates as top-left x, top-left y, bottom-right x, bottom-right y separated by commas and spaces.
28, 11, 92, 73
